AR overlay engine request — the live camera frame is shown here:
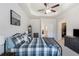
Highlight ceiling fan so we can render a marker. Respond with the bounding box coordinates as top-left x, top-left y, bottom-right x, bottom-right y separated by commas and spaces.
38, 3, 60, 14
